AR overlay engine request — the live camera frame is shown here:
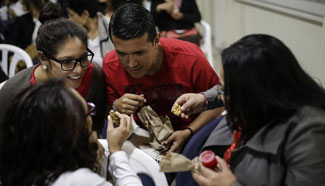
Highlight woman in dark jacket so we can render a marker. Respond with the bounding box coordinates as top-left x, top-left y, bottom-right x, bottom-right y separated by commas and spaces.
173, 34, 325, 186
